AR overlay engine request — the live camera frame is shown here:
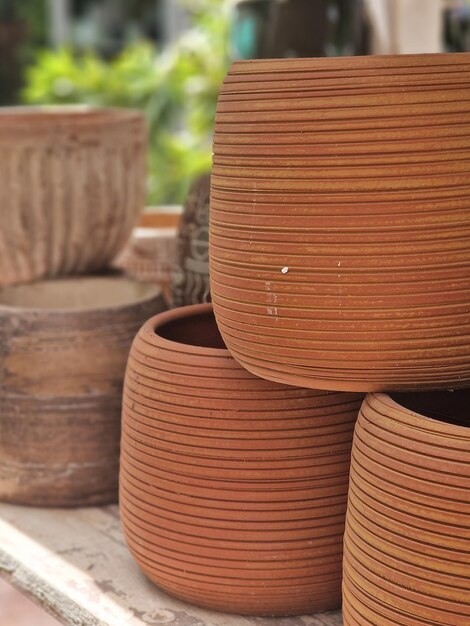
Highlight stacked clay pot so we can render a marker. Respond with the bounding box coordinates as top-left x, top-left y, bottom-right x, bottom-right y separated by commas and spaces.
0, 276, 165, 506
120, 303, 363, 616
210, 52, 470, 392
0, 106, 146, 286
343, 391, 470, 626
